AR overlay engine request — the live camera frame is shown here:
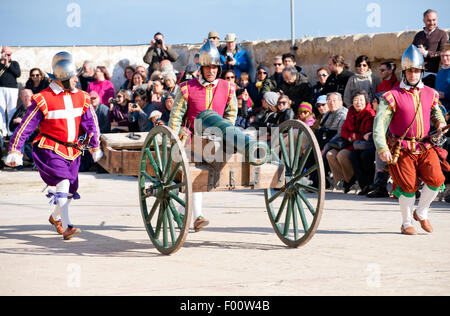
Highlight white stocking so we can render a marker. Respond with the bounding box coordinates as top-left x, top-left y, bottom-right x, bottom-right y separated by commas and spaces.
416, 185, 439, 220
399, 195, 415, 228
56, 180, 71, 230
176, 192, 204, 220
